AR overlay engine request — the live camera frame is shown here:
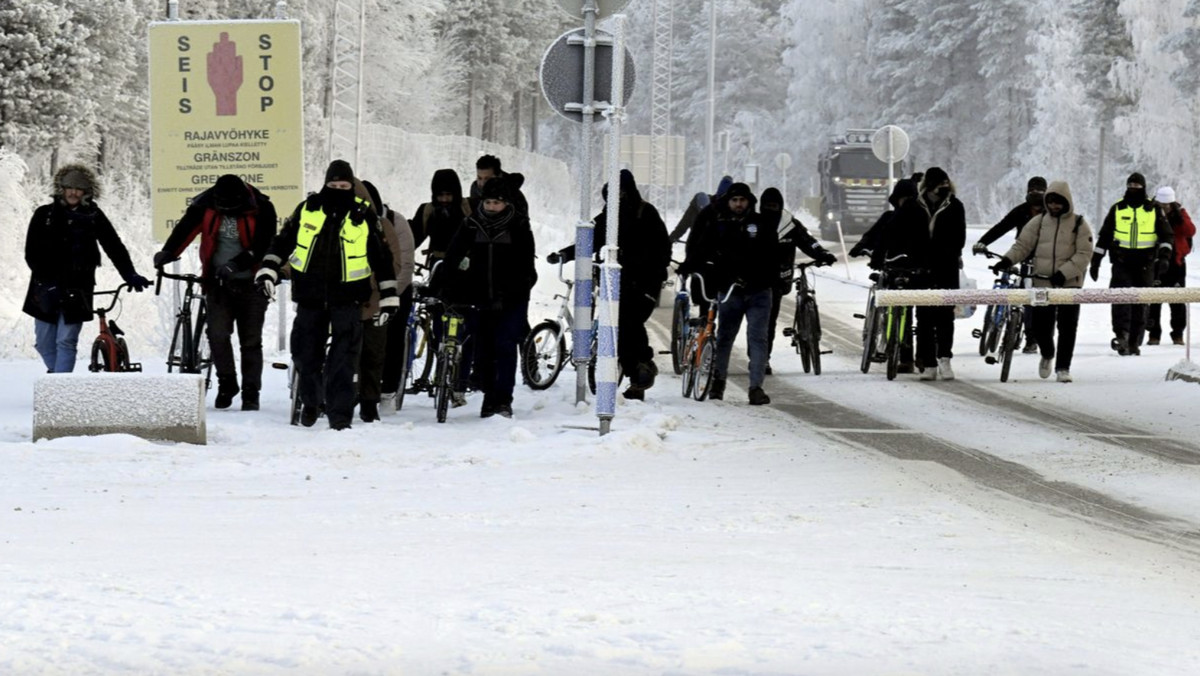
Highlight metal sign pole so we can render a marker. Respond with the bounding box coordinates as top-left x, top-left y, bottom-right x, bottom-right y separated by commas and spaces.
573, 0, 599, 404
597, 14, 626, 435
